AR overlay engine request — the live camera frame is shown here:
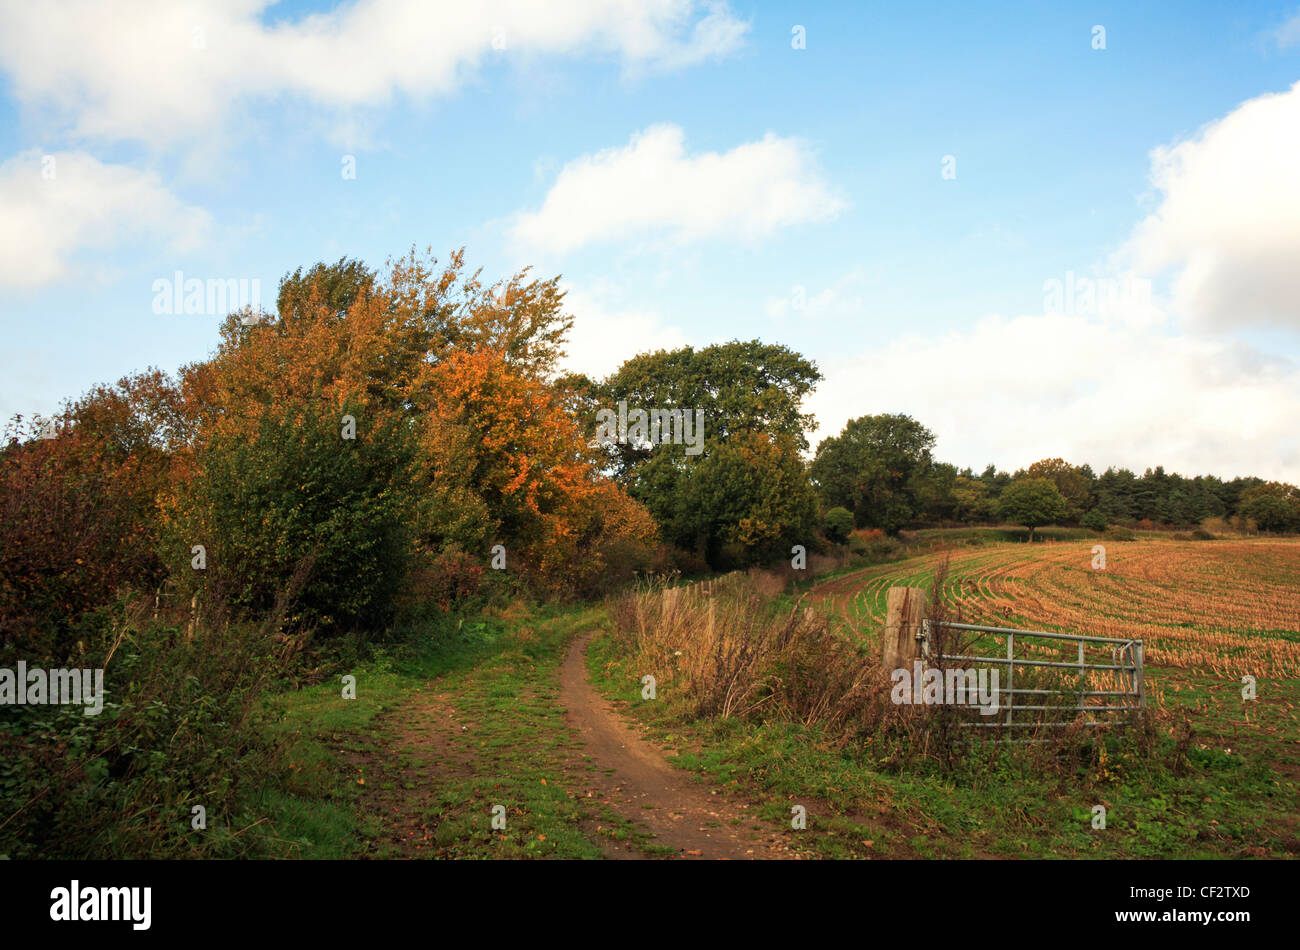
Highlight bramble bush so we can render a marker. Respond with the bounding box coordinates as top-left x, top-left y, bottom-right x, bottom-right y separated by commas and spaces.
0, 604, 298, 859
